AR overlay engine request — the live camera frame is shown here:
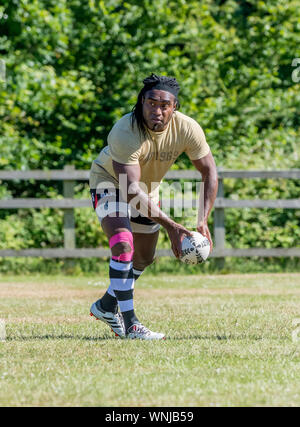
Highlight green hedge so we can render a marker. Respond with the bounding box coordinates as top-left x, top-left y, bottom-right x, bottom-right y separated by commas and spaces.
0, 0, 299, 273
